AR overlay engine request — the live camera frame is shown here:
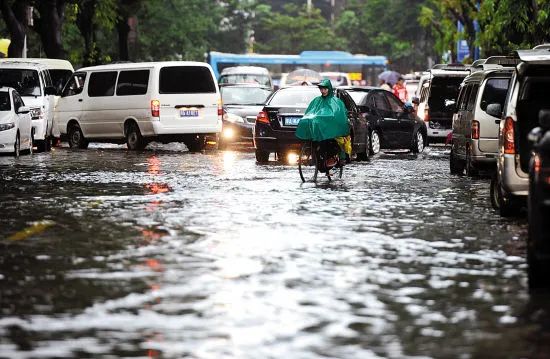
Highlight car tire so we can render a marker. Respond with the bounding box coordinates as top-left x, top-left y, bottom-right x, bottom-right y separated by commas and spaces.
369, 130, 380, 155
449, 148, 463, 175
490, 172, 521, 216
465, 146, 478, 177
356, 132, 371, 161
13, 133, 20, 158
411, 130, 425, 154
255, 149, 270, 163
68, 123, 89, 149
126, 122, 146, 150
186, 135, 206, 152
